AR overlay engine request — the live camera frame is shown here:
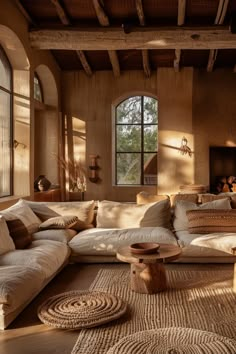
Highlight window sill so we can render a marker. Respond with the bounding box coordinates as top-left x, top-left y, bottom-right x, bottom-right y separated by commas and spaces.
0, 195, 29, 210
